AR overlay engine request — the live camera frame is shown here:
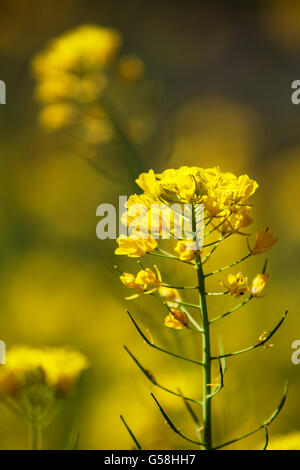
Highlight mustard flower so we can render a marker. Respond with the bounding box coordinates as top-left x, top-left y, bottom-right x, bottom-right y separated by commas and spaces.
247, 228, 277, 255
249, 273, 269, 298
115, 236, 157, 257
120, 272, 144, 292
219, 272, 249, 296
0, 345, 88, 439
118, 166, 286, 451
120, 266, 162, 299
32, 25, 121, 84
135, 166, 258, 208
174, 240, 199, 262
217, 206, 253, 235
164, 309, 189, 330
